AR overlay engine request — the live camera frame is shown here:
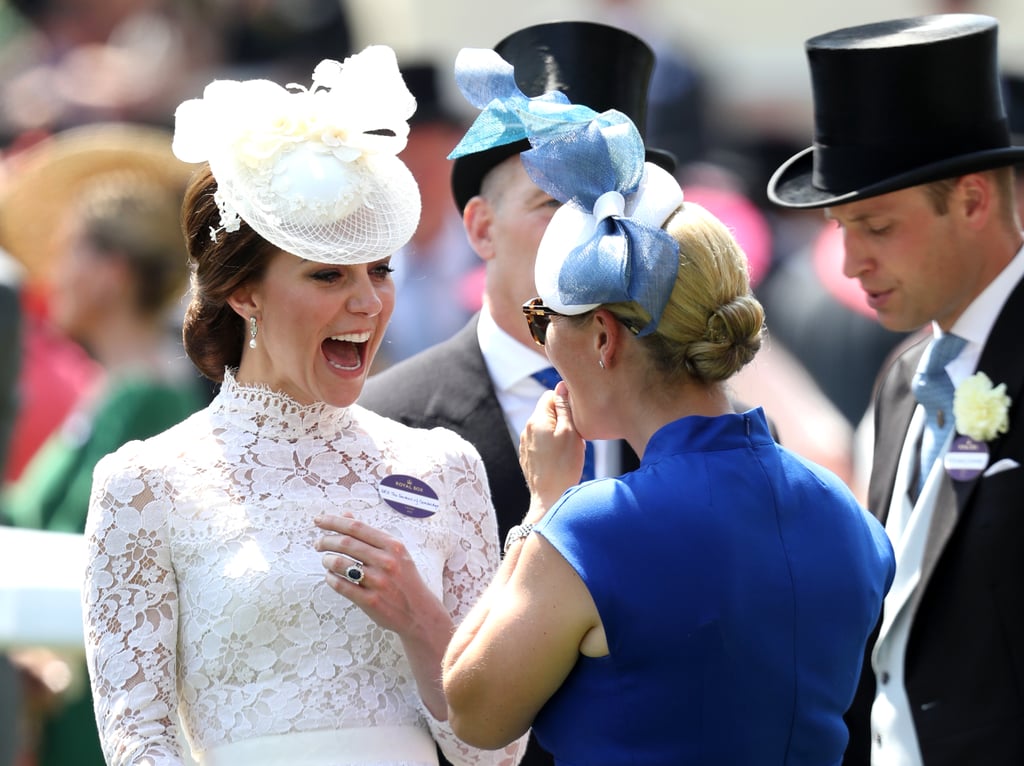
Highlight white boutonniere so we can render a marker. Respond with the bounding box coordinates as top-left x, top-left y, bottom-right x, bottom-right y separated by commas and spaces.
953, 371, 1011, 442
